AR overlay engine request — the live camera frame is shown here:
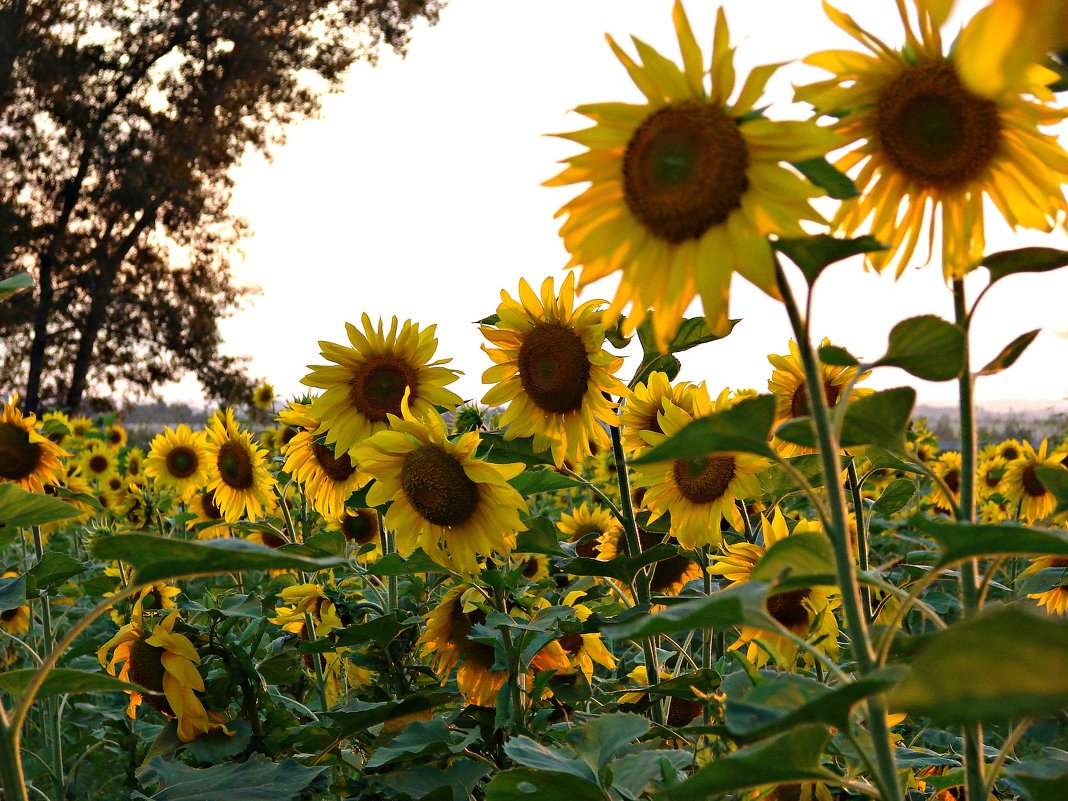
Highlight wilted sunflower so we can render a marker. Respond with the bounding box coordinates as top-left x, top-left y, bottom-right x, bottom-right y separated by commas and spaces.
355, 402, 527, 576
632, 388, 765, 549
145, 425, 210, 502
98, 610, 220, 742
203, 409, 275, 523
0, 394, 67, 493
796, 0, 1068, 278
303, 314, 462, 458
1002, 440, 1065, 522
1021, 556, 1068, 616
558, 502, 621, 558
548, 1, 836, 349
77, 441, 118, 487
482, 273, 626, 467
620, 372, 700, 454
284, 431, 368, 520
251, 380, 275, 411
